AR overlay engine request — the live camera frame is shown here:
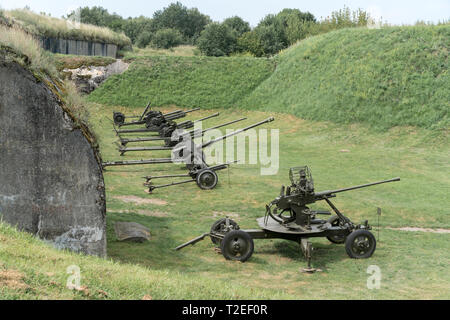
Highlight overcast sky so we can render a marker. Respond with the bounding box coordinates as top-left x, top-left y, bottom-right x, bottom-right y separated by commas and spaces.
1, 0, 449, 26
